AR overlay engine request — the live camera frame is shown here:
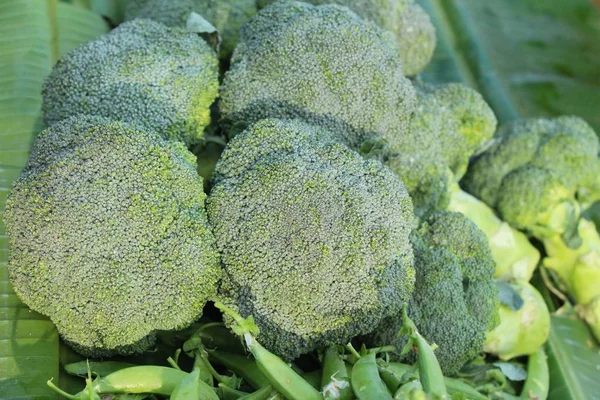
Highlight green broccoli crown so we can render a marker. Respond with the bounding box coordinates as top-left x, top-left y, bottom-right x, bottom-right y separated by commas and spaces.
366, 211, 498, 375
462, 116, 599, 237
256, 0, 434, 76
219, 0, 416, 150
124, 0, 257, 60
42, 19, 219, 145
386, 82, 497, 216
207, 118, 415, 360
4, 116, 222, 357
